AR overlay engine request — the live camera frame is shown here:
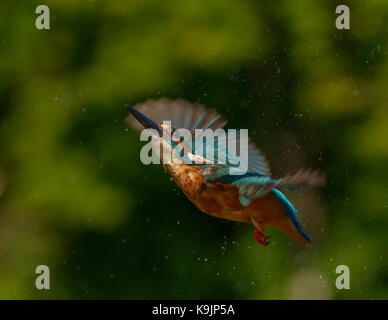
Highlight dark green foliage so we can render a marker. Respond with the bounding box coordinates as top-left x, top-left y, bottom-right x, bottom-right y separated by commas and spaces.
0, 0, 387, 299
